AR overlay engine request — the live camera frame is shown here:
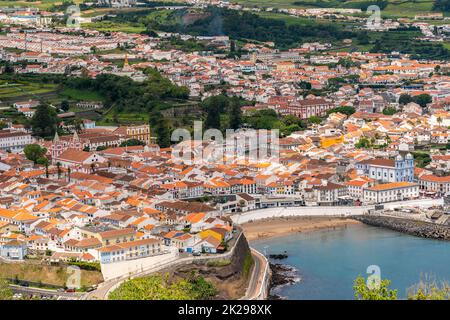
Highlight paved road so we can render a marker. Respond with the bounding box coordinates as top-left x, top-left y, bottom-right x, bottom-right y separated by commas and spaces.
231, 198, 444, 224
243, 248, 268, 300
10, 285, 82, 300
